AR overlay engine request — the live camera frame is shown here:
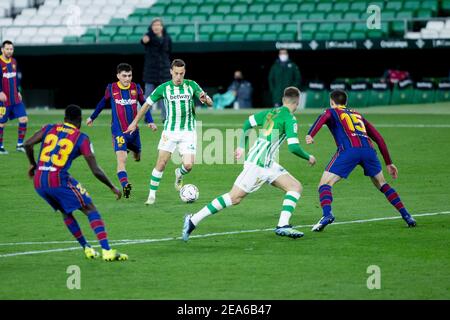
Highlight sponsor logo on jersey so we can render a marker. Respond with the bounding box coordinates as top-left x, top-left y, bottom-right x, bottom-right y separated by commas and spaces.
115, 98, 137, 105
2, 72, 16, 79
169, 94, 191, 101
38, 166, 57, 172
